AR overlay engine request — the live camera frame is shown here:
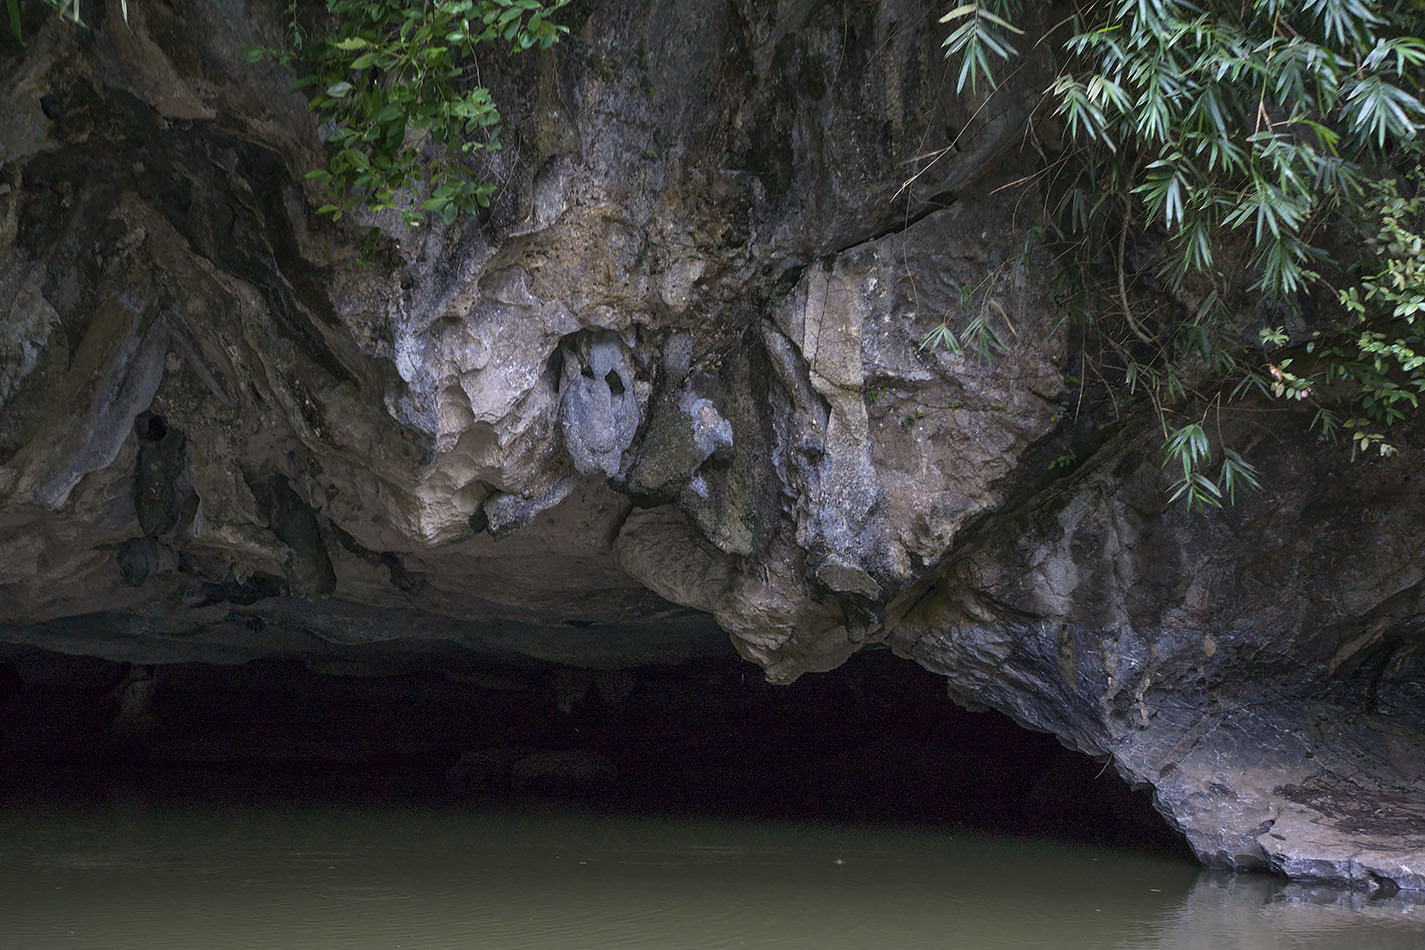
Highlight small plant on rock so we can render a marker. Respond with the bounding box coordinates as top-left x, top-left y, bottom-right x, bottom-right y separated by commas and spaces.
248, 0, 570, 226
